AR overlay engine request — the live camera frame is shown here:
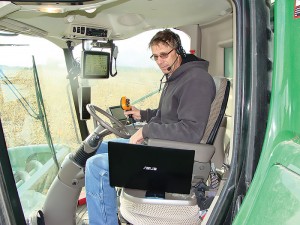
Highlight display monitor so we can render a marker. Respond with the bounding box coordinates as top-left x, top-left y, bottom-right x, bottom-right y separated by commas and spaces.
81, 51, 110, 79
107, 105, 127, 125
